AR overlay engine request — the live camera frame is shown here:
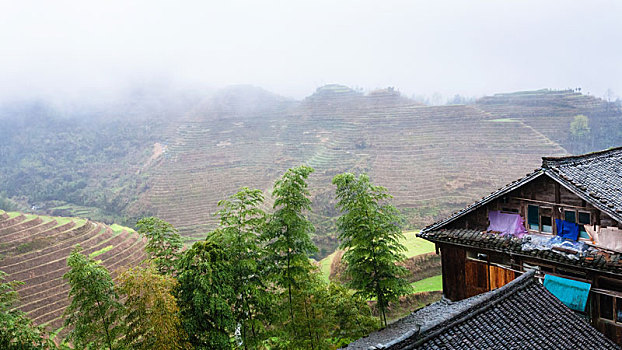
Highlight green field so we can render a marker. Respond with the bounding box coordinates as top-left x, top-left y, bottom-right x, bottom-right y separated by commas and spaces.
410, 275, 443, 293
402, 230, 435, 258
319, 250, 338, 283
318, 230, 436, 282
